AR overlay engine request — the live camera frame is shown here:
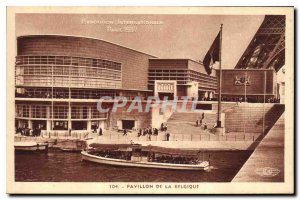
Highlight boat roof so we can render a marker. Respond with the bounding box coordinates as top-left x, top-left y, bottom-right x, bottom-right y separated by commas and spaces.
89, 143, 200, 156
89, 143, 139, 150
